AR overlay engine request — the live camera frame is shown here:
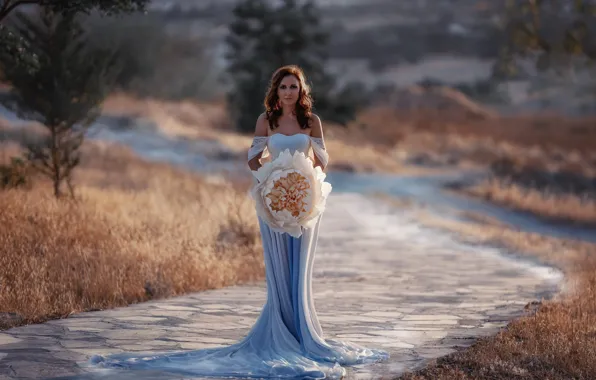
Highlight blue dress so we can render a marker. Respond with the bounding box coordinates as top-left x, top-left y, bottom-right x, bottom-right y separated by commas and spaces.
90, 134, 389, 379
